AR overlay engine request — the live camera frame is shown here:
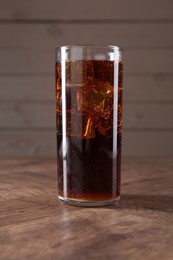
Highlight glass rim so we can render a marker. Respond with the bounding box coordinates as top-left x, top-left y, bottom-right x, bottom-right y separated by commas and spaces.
55, 44, 123, 52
